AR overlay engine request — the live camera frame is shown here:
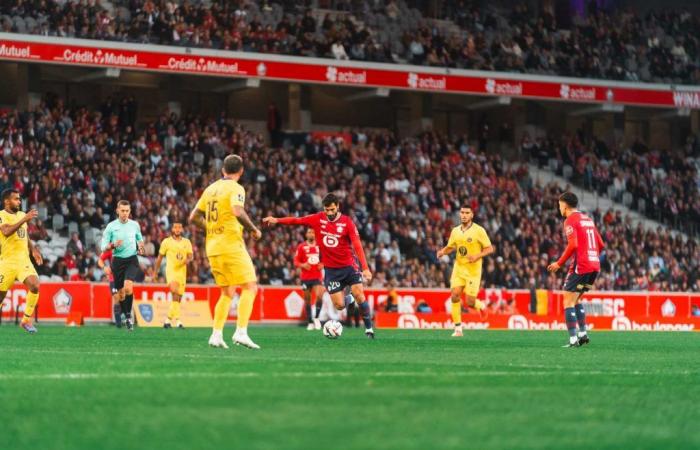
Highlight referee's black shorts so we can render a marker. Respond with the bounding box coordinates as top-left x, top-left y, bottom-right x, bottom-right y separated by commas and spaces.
112, 256, 142, 291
